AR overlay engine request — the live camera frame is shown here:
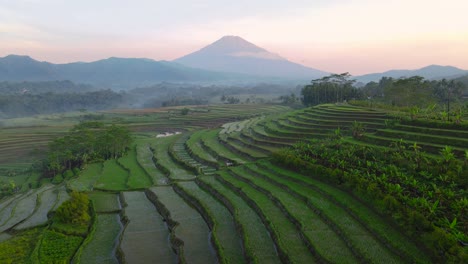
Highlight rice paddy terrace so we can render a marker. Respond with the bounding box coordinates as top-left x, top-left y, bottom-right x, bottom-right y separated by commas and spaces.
0, 103, 467, 263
